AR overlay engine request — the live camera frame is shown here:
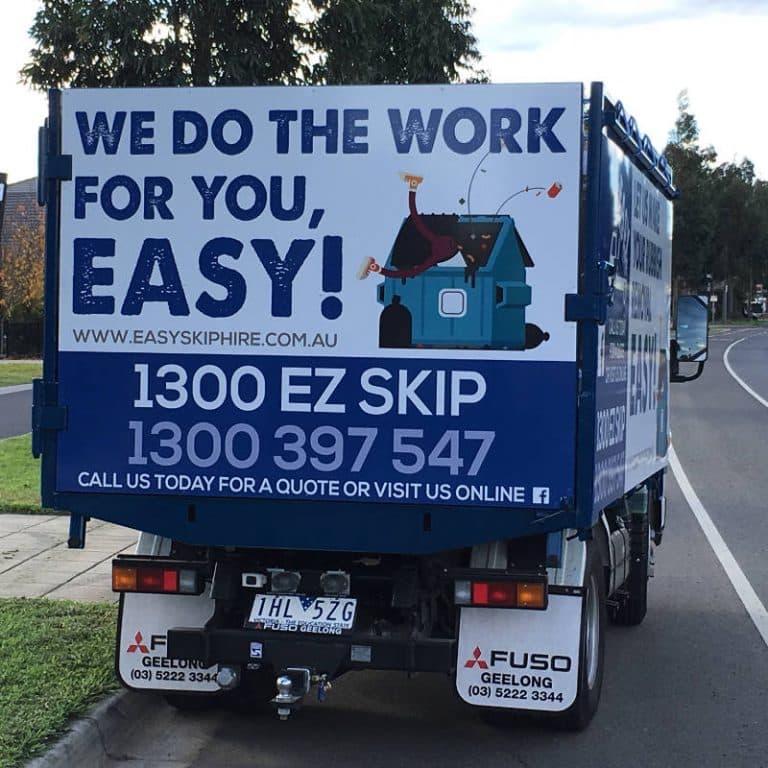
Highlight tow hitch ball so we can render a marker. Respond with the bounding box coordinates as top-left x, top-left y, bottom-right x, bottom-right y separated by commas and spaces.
272, 669, 333, 720
272, 668, 311, 720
